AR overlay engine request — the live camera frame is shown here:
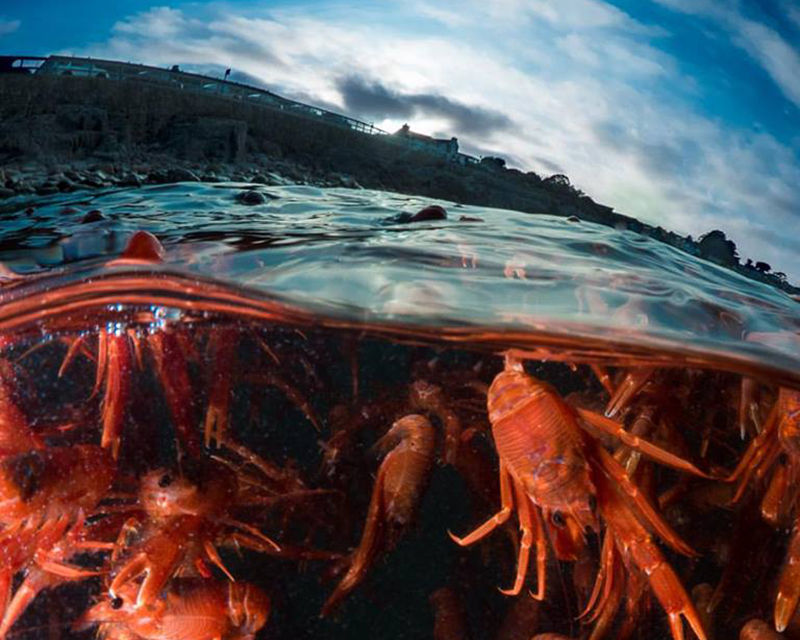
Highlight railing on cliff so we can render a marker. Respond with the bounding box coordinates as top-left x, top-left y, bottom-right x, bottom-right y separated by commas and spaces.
9, 54, 479, 166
